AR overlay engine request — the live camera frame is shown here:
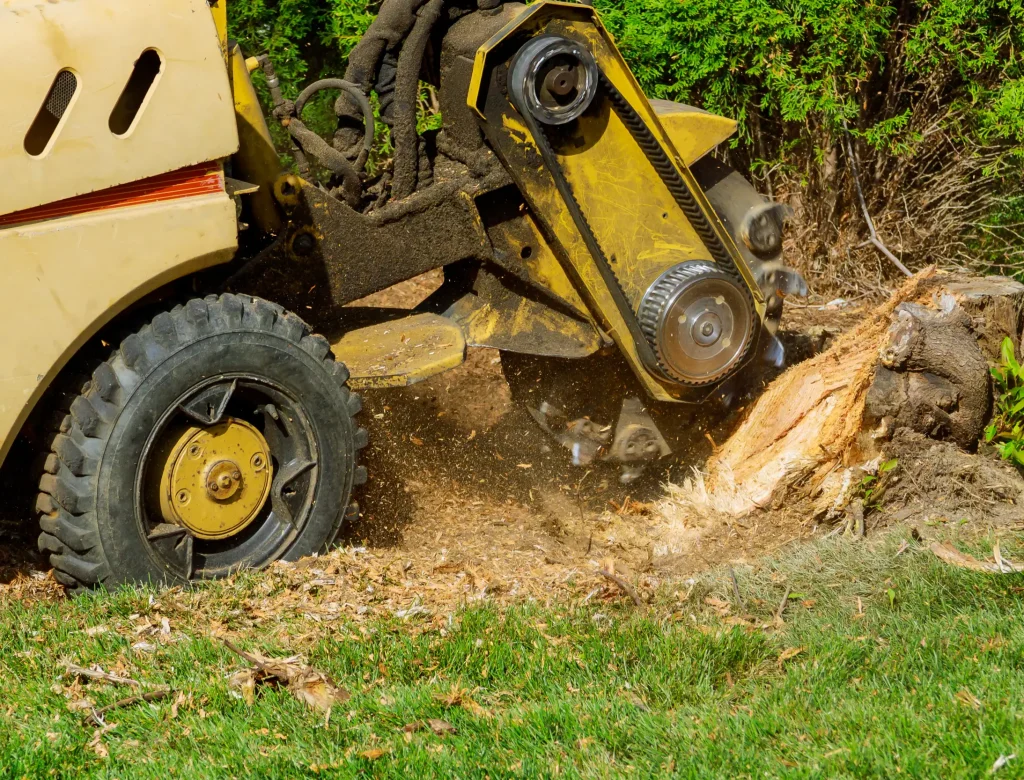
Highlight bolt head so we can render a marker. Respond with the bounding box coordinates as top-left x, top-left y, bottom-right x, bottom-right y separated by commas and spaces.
292, 232, 316, 256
